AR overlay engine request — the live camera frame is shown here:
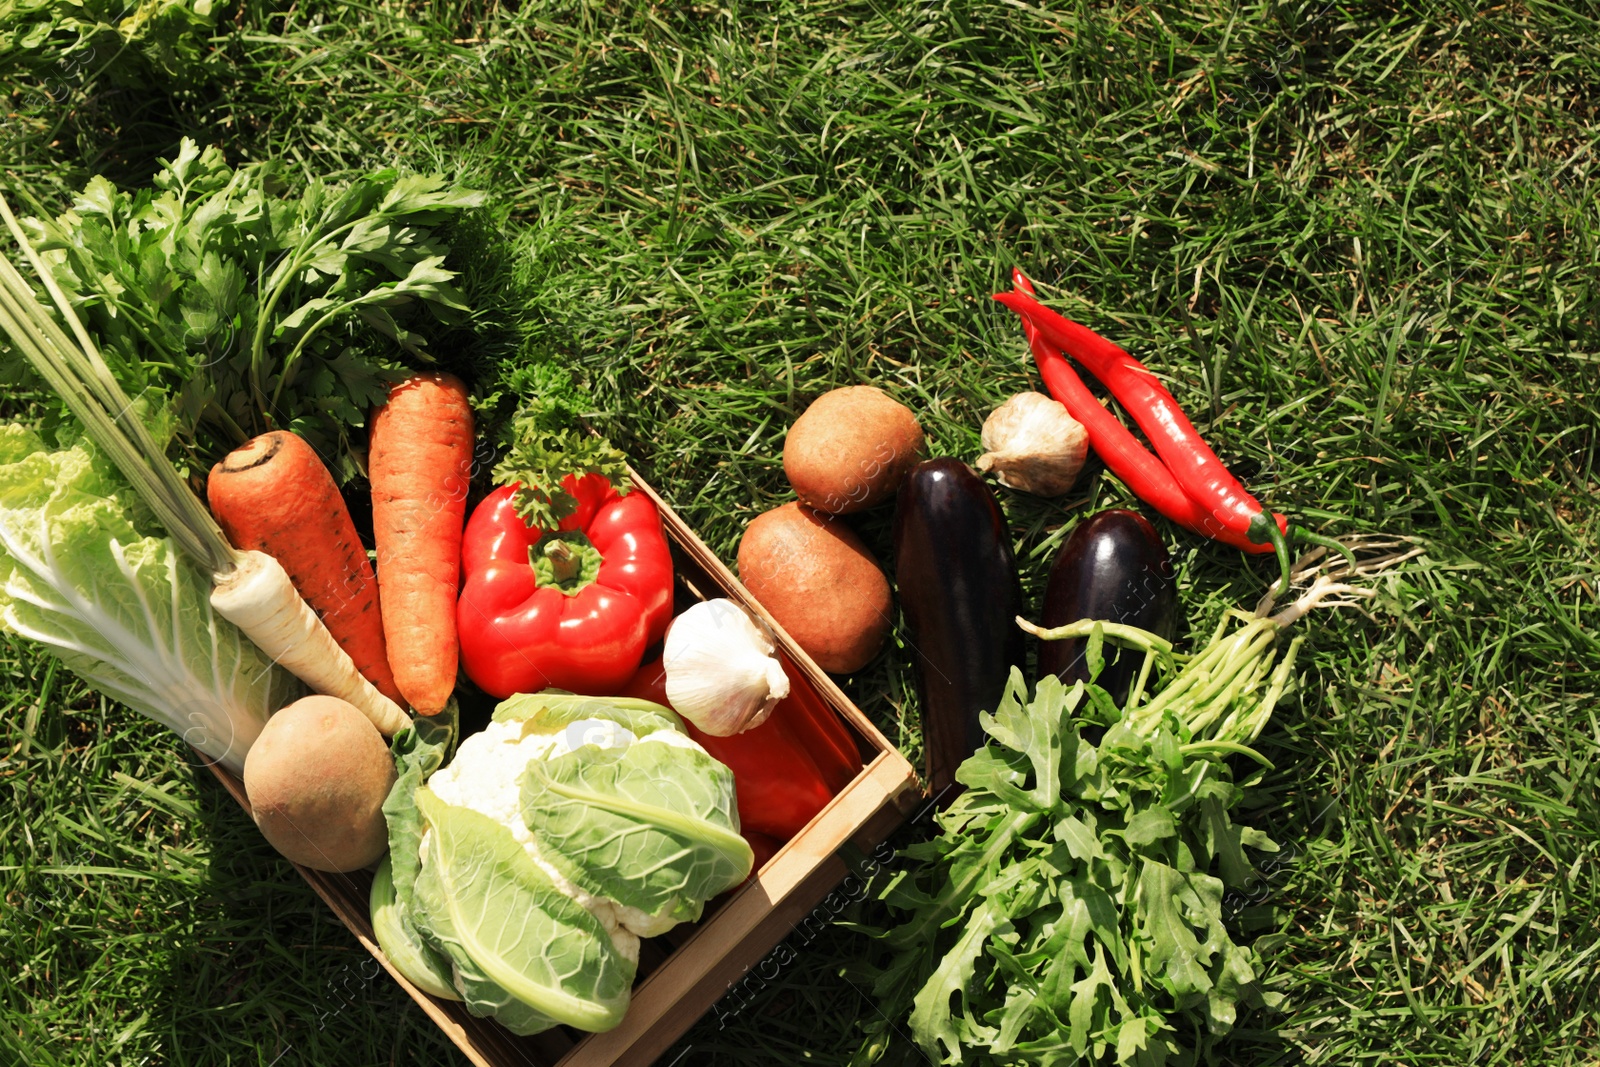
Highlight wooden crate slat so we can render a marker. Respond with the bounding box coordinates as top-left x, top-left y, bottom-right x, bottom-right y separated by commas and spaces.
623, 471, 887, 748
557, 753, 915, 1067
